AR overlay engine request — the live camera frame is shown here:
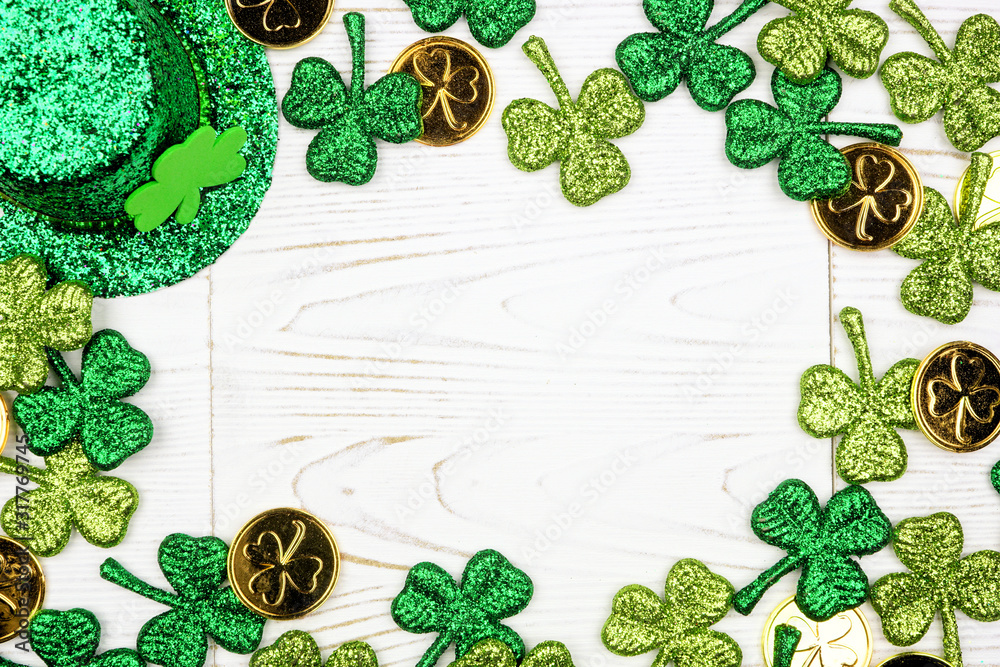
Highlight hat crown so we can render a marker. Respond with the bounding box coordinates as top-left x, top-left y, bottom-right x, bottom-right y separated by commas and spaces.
0, 0, 200, 225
